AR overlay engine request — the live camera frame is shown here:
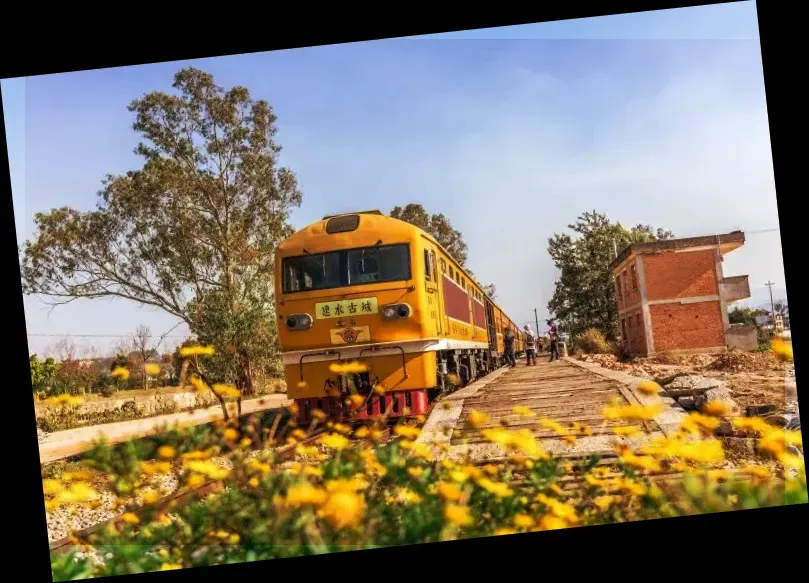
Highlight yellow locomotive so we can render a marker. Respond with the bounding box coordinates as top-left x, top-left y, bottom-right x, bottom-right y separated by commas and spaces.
275, 210, 525, 423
